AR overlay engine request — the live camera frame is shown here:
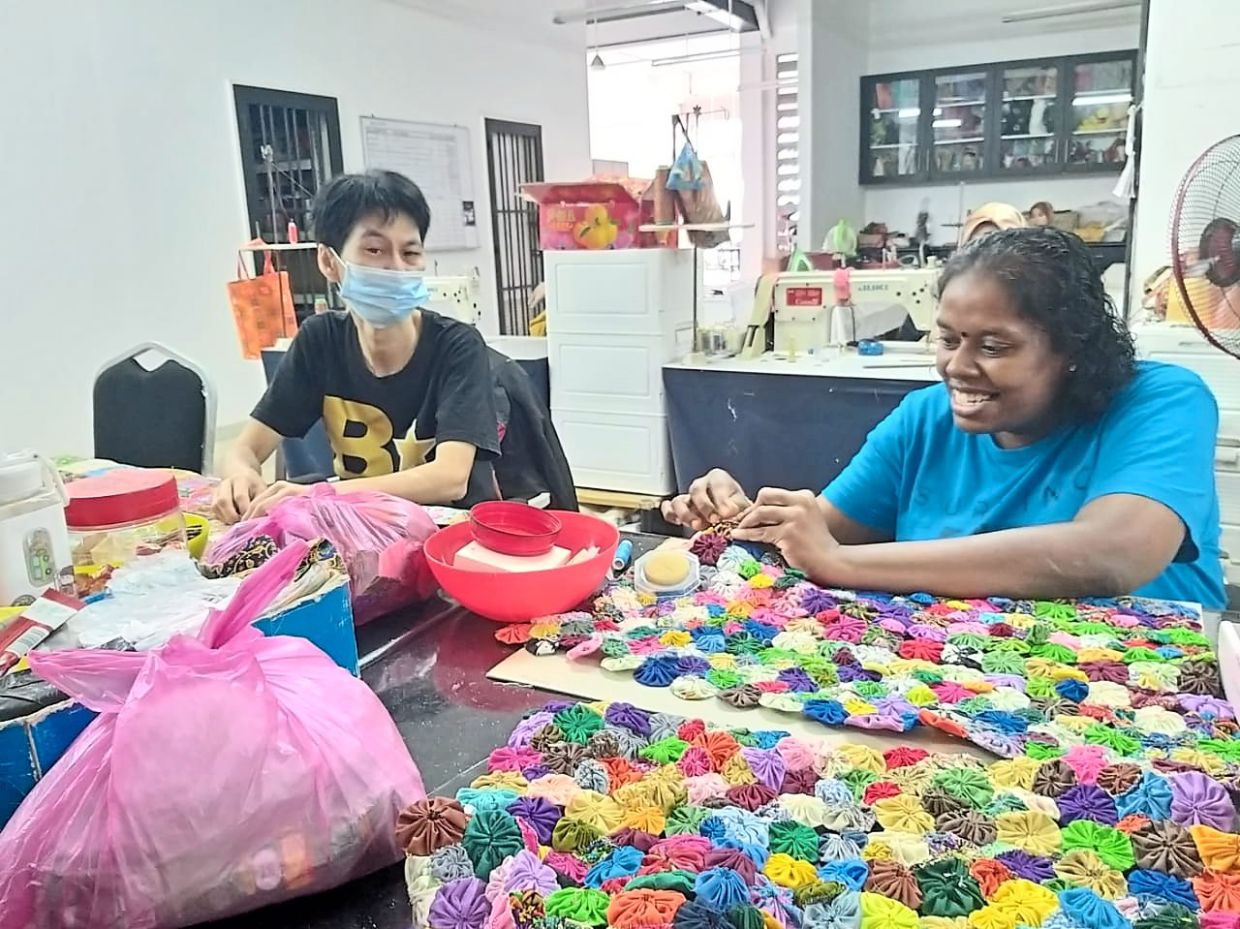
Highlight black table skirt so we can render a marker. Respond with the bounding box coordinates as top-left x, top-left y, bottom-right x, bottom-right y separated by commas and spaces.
664, 366, 928, 495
